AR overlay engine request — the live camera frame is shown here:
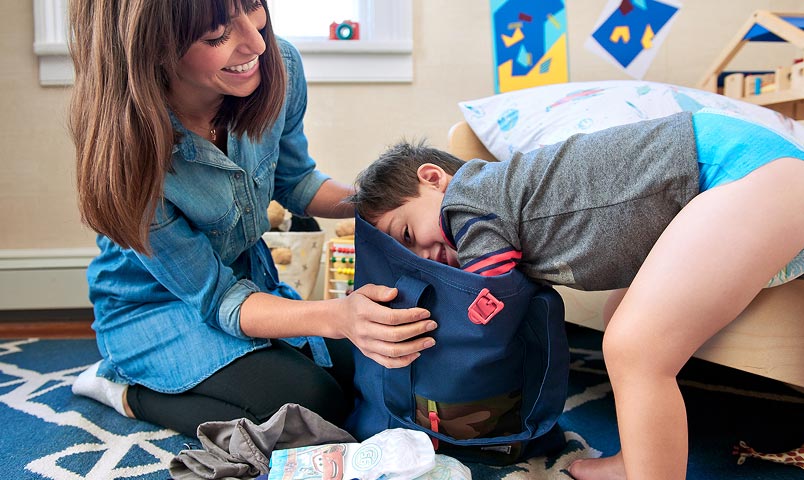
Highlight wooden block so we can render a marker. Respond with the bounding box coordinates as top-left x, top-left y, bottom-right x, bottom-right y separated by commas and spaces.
791, 62, 804, 91
775, 65, 791, 91
743, 73, 774, 96
723, 73, 744, 98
